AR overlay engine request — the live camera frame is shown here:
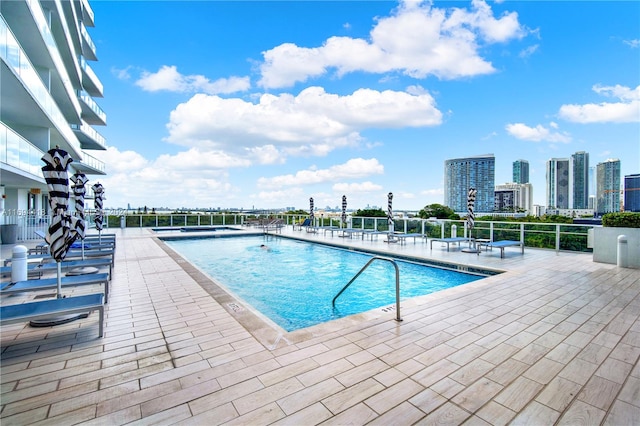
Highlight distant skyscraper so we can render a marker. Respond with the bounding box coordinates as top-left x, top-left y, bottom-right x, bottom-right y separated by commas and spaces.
624, 174, 640, 212
571, 151, 589, 209
444, 154, 495, 213
588, 166, 597, 210
513, 160, 529, 184
596, 159, 621, 214
547, 158, 570, 209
